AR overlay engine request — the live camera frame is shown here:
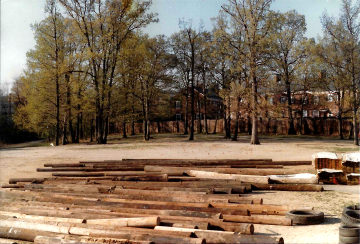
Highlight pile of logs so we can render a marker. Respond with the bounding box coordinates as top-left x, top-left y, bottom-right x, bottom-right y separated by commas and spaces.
314, 152, 360, 185
0, 158, 322, 244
